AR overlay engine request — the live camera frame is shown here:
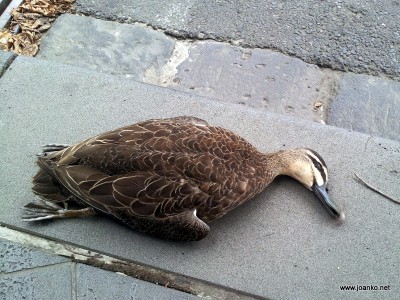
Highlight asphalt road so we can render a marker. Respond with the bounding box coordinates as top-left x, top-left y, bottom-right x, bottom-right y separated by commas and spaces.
76, 0, 400, 80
